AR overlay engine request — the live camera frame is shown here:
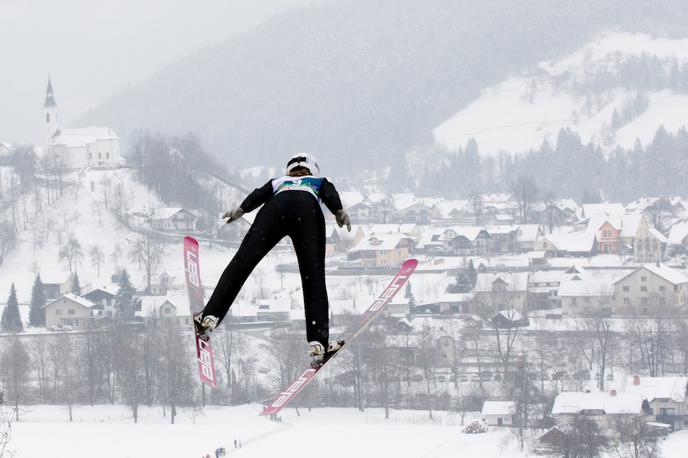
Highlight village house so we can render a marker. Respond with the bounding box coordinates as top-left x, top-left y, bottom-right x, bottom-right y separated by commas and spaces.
326, 225, 365, 253
150, 207, 197, 232
418, 226, 491, 256
82, 286, 117, 317
634, 224, 667, 263
148, 271, 175, 296
485, 225, 519, 254
41, 272, 77, 300
535, 231, 598, 257
481, 401, 516, 426
473, 272, 529, 313
612, 264, 688, 315
527, 270, 567, 310
625, 375, 688, 431
390, 201, 438, 224
43, 293, 94, 329
137, 294, 191, 327
667, 221, 688, 254
557, 267, 629, 316
551, 391, 643, 426
516, 224, 543, 252
348, 233, 415, 268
